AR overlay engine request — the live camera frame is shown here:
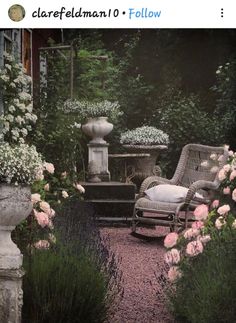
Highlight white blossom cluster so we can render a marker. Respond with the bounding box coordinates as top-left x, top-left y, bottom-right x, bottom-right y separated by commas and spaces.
61, 99, 123, 123
0, 143, 43, 185
120, 126, 169, 145
0, 52, 37, 143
